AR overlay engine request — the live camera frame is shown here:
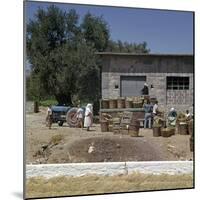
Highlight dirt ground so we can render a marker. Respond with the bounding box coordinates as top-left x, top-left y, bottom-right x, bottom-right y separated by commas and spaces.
26, 107, 193, 164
